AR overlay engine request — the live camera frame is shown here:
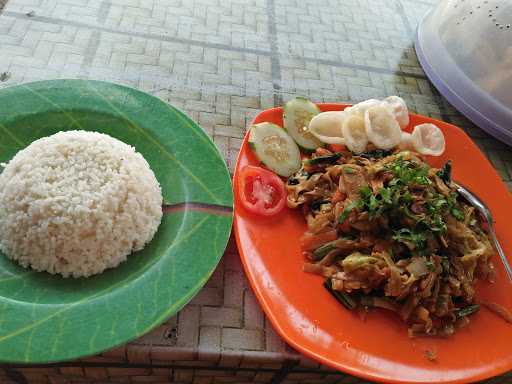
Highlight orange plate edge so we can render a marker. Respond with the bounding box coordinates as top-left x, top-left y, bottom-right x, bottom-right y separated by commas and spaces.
233, 104, 512, 384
